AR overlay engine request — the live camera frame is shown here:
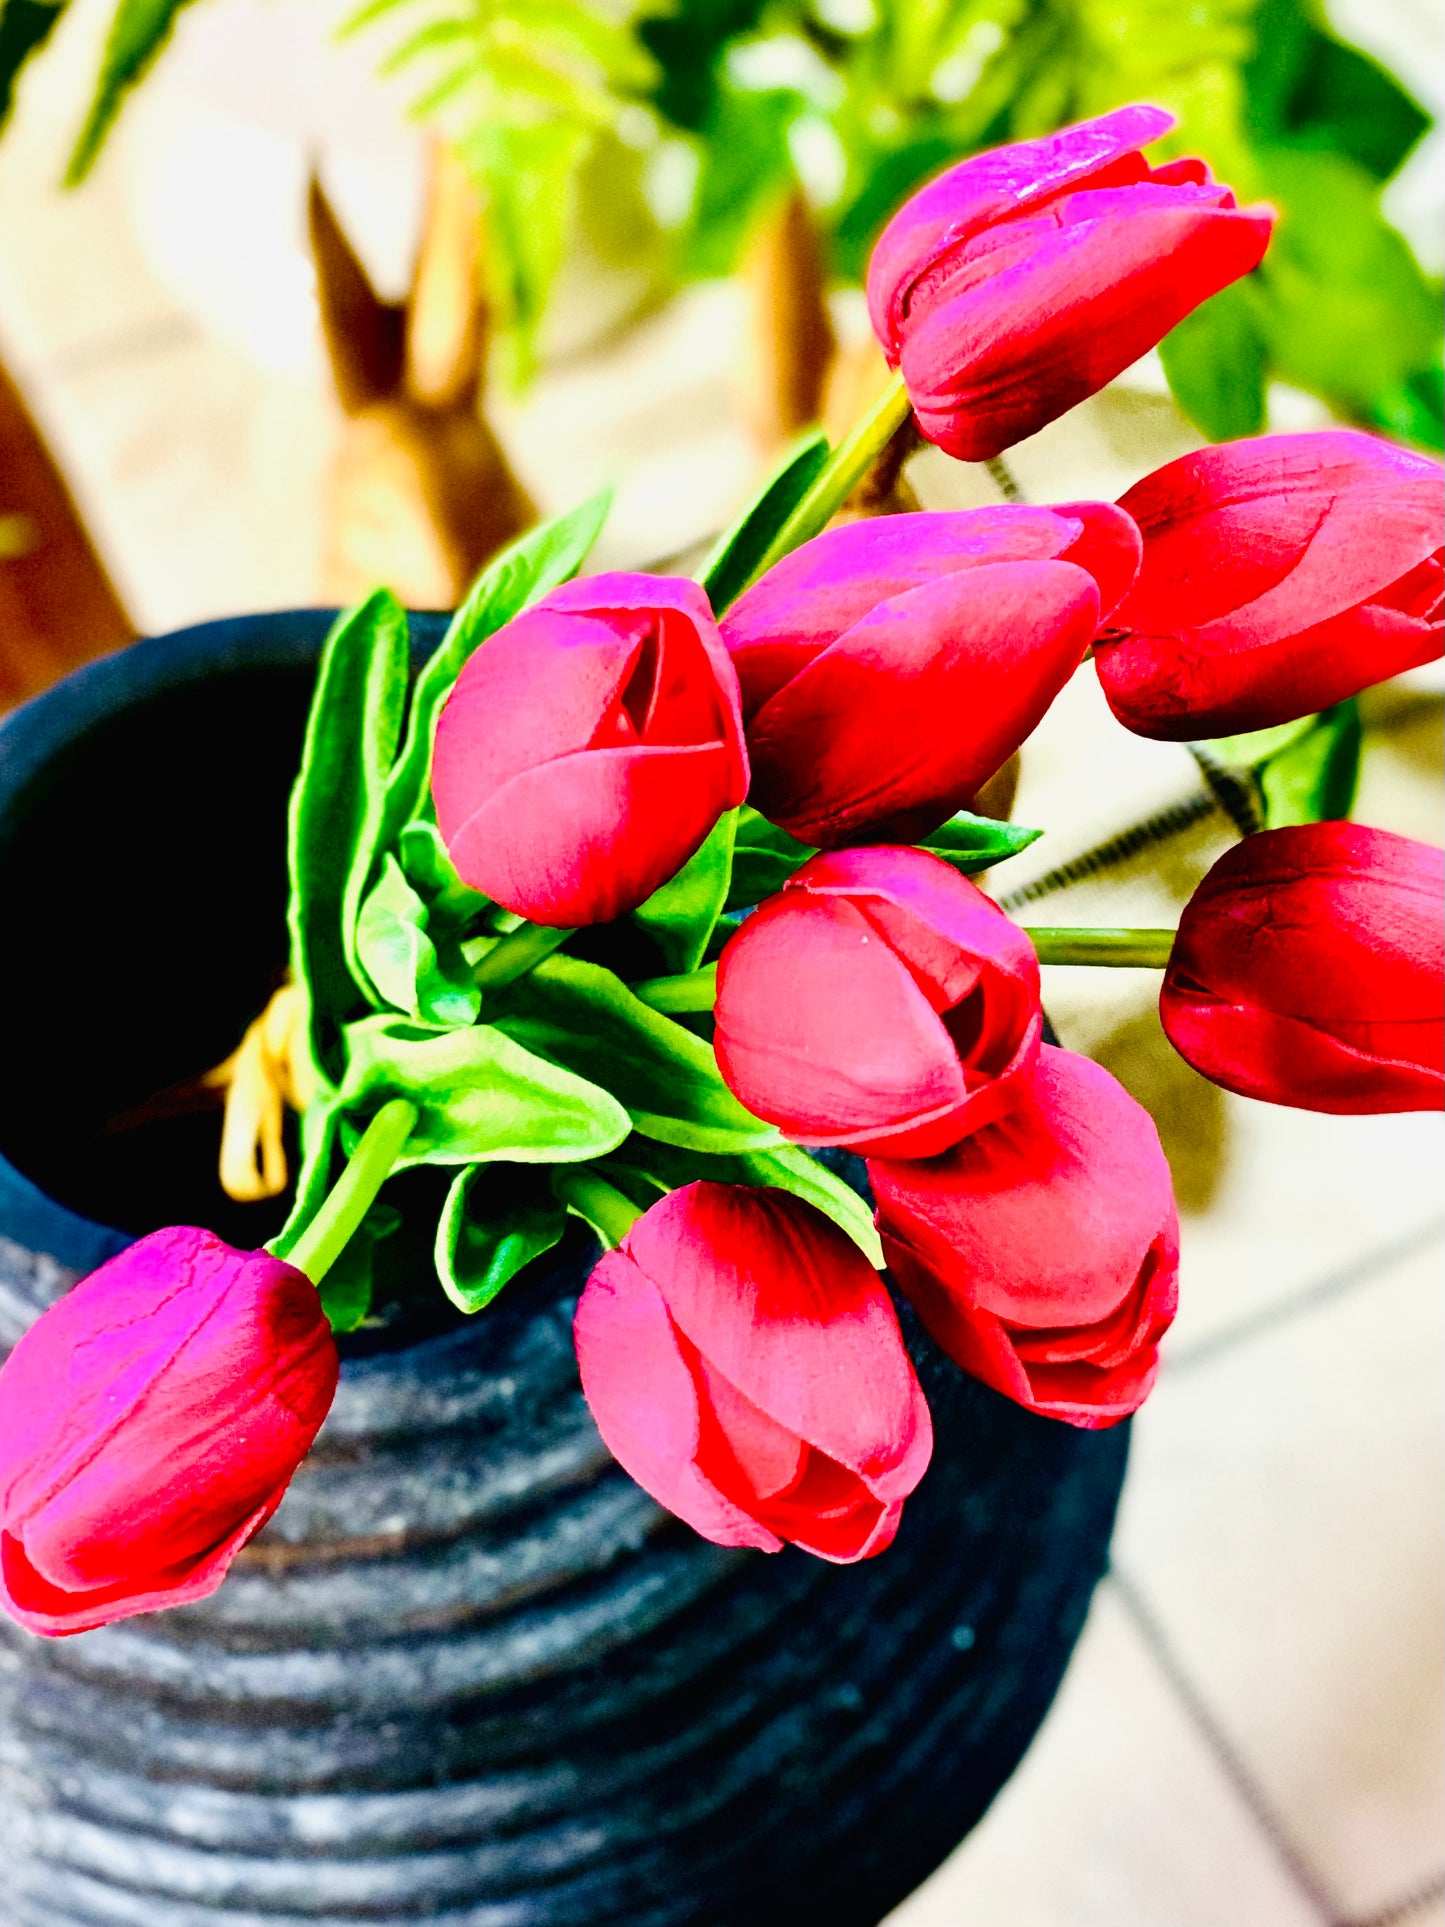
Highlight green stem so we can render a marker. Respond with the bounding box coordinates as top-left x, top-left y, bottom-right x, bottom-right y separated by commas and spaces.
288, 1098, 418, 1285
738, 370, 912, 594
473, 921, 573, 990
552, 1169, 645, 1249
1024, 927, 1176, 968
631, 962, 718, 1012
